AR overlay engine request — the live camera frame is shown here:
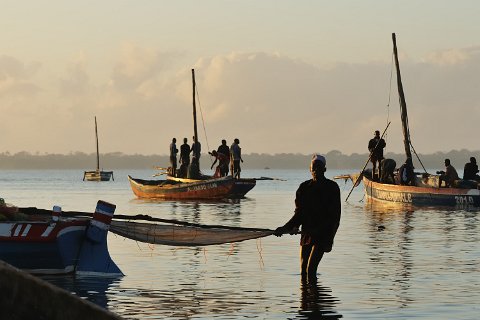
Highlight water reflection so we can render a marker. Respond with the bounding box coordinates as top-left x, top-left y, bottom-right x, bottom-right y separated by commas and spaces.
364, 201, 415, 308
38, 275, 122, 309
297, 278, 342, 319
